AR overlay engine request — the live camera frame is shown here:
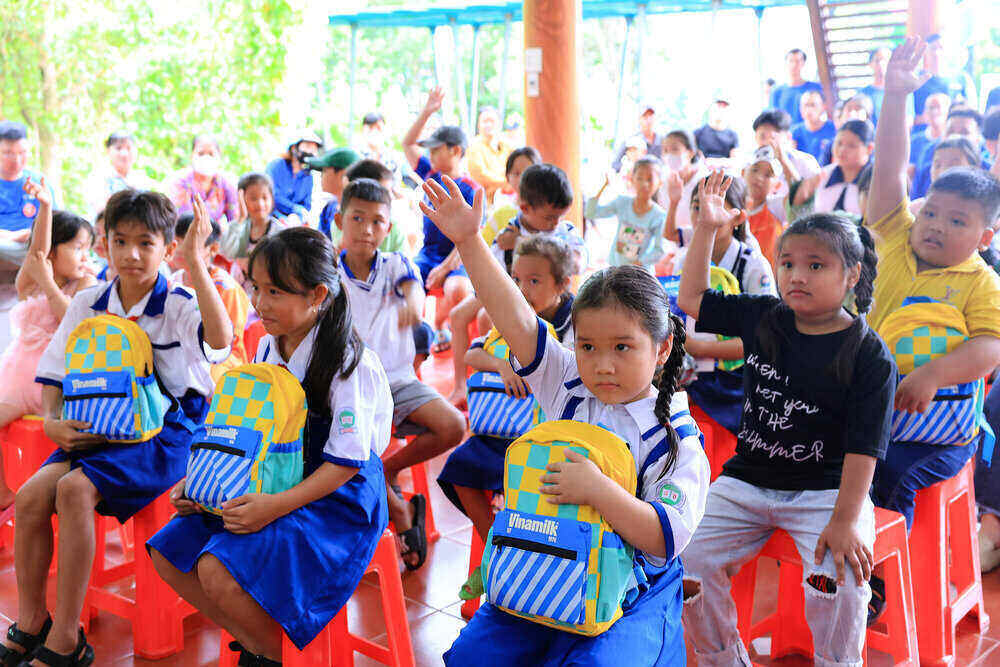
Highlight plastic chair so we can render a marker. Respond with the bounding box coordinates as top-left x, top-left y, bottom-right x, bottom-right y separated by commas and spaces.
460, 490, 494, 620
218, 529, 415, 667
731, 508, 918, 666
689, 404, 737, 481
383, 438, 439, 543
0, 417, 52, 548
910, 458, 990, 666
